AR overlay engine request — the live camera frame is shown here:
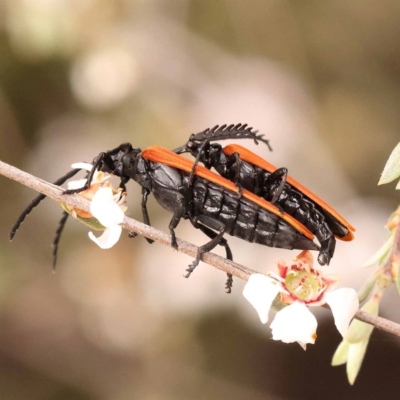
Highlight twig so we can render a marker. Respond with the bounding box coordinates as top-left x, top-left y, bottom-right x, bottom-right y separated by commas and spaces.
1, 159, 400, 337
0, 160, 255, 281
